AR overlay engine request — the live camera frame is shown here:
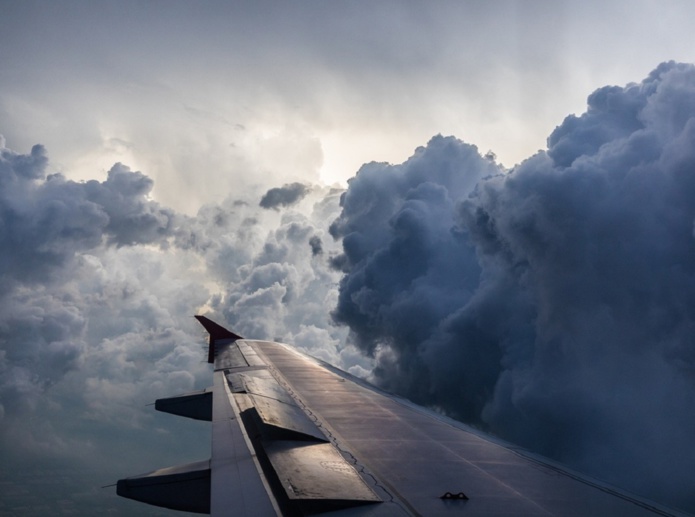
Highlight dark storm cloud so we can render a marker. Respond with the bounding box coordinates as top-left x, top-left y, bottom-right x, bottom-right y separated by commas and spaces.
330, 62, 695, 511
259, 182, 311, 210
309, 235, 323, 256
0, 143, 175, 285
329, 135, 500, 356
84, 163, 176, 246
